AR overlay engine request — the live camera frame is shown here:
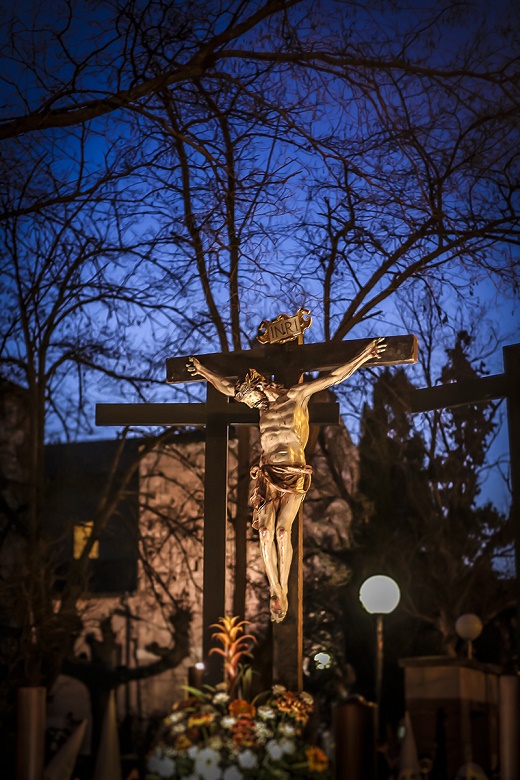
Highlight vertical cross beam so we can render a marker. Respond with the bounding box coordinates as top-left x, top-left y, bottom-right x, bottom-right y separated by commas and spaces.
233, 428, 250, 621
272, 351, 305, 691
272, 505, 304, 690
202, 385, 229, 683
